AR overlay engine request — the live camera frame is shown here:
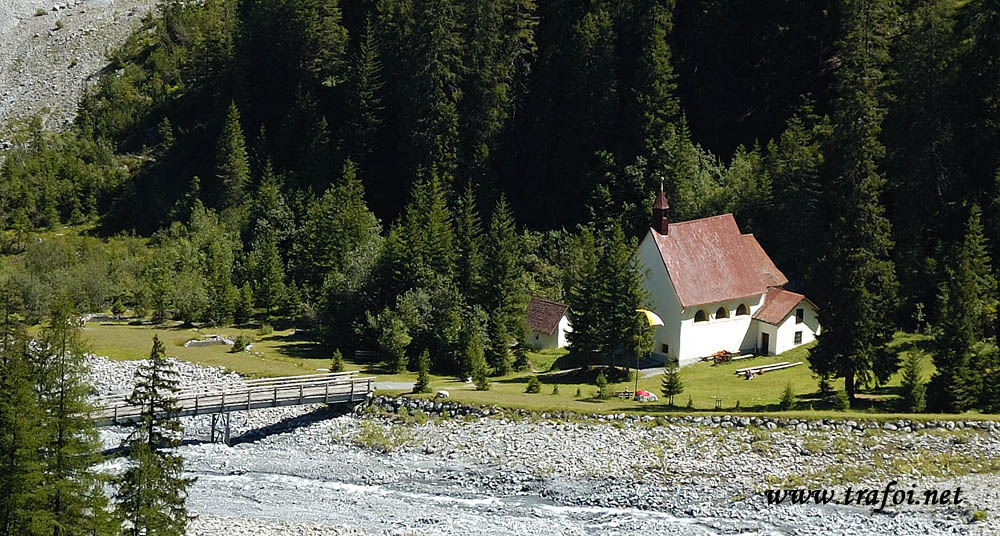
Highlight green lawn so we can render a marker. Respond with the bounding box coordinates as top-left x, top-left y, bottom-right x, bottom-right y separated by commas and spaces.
81, 321, 413, 383
83, 323, 993, 420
